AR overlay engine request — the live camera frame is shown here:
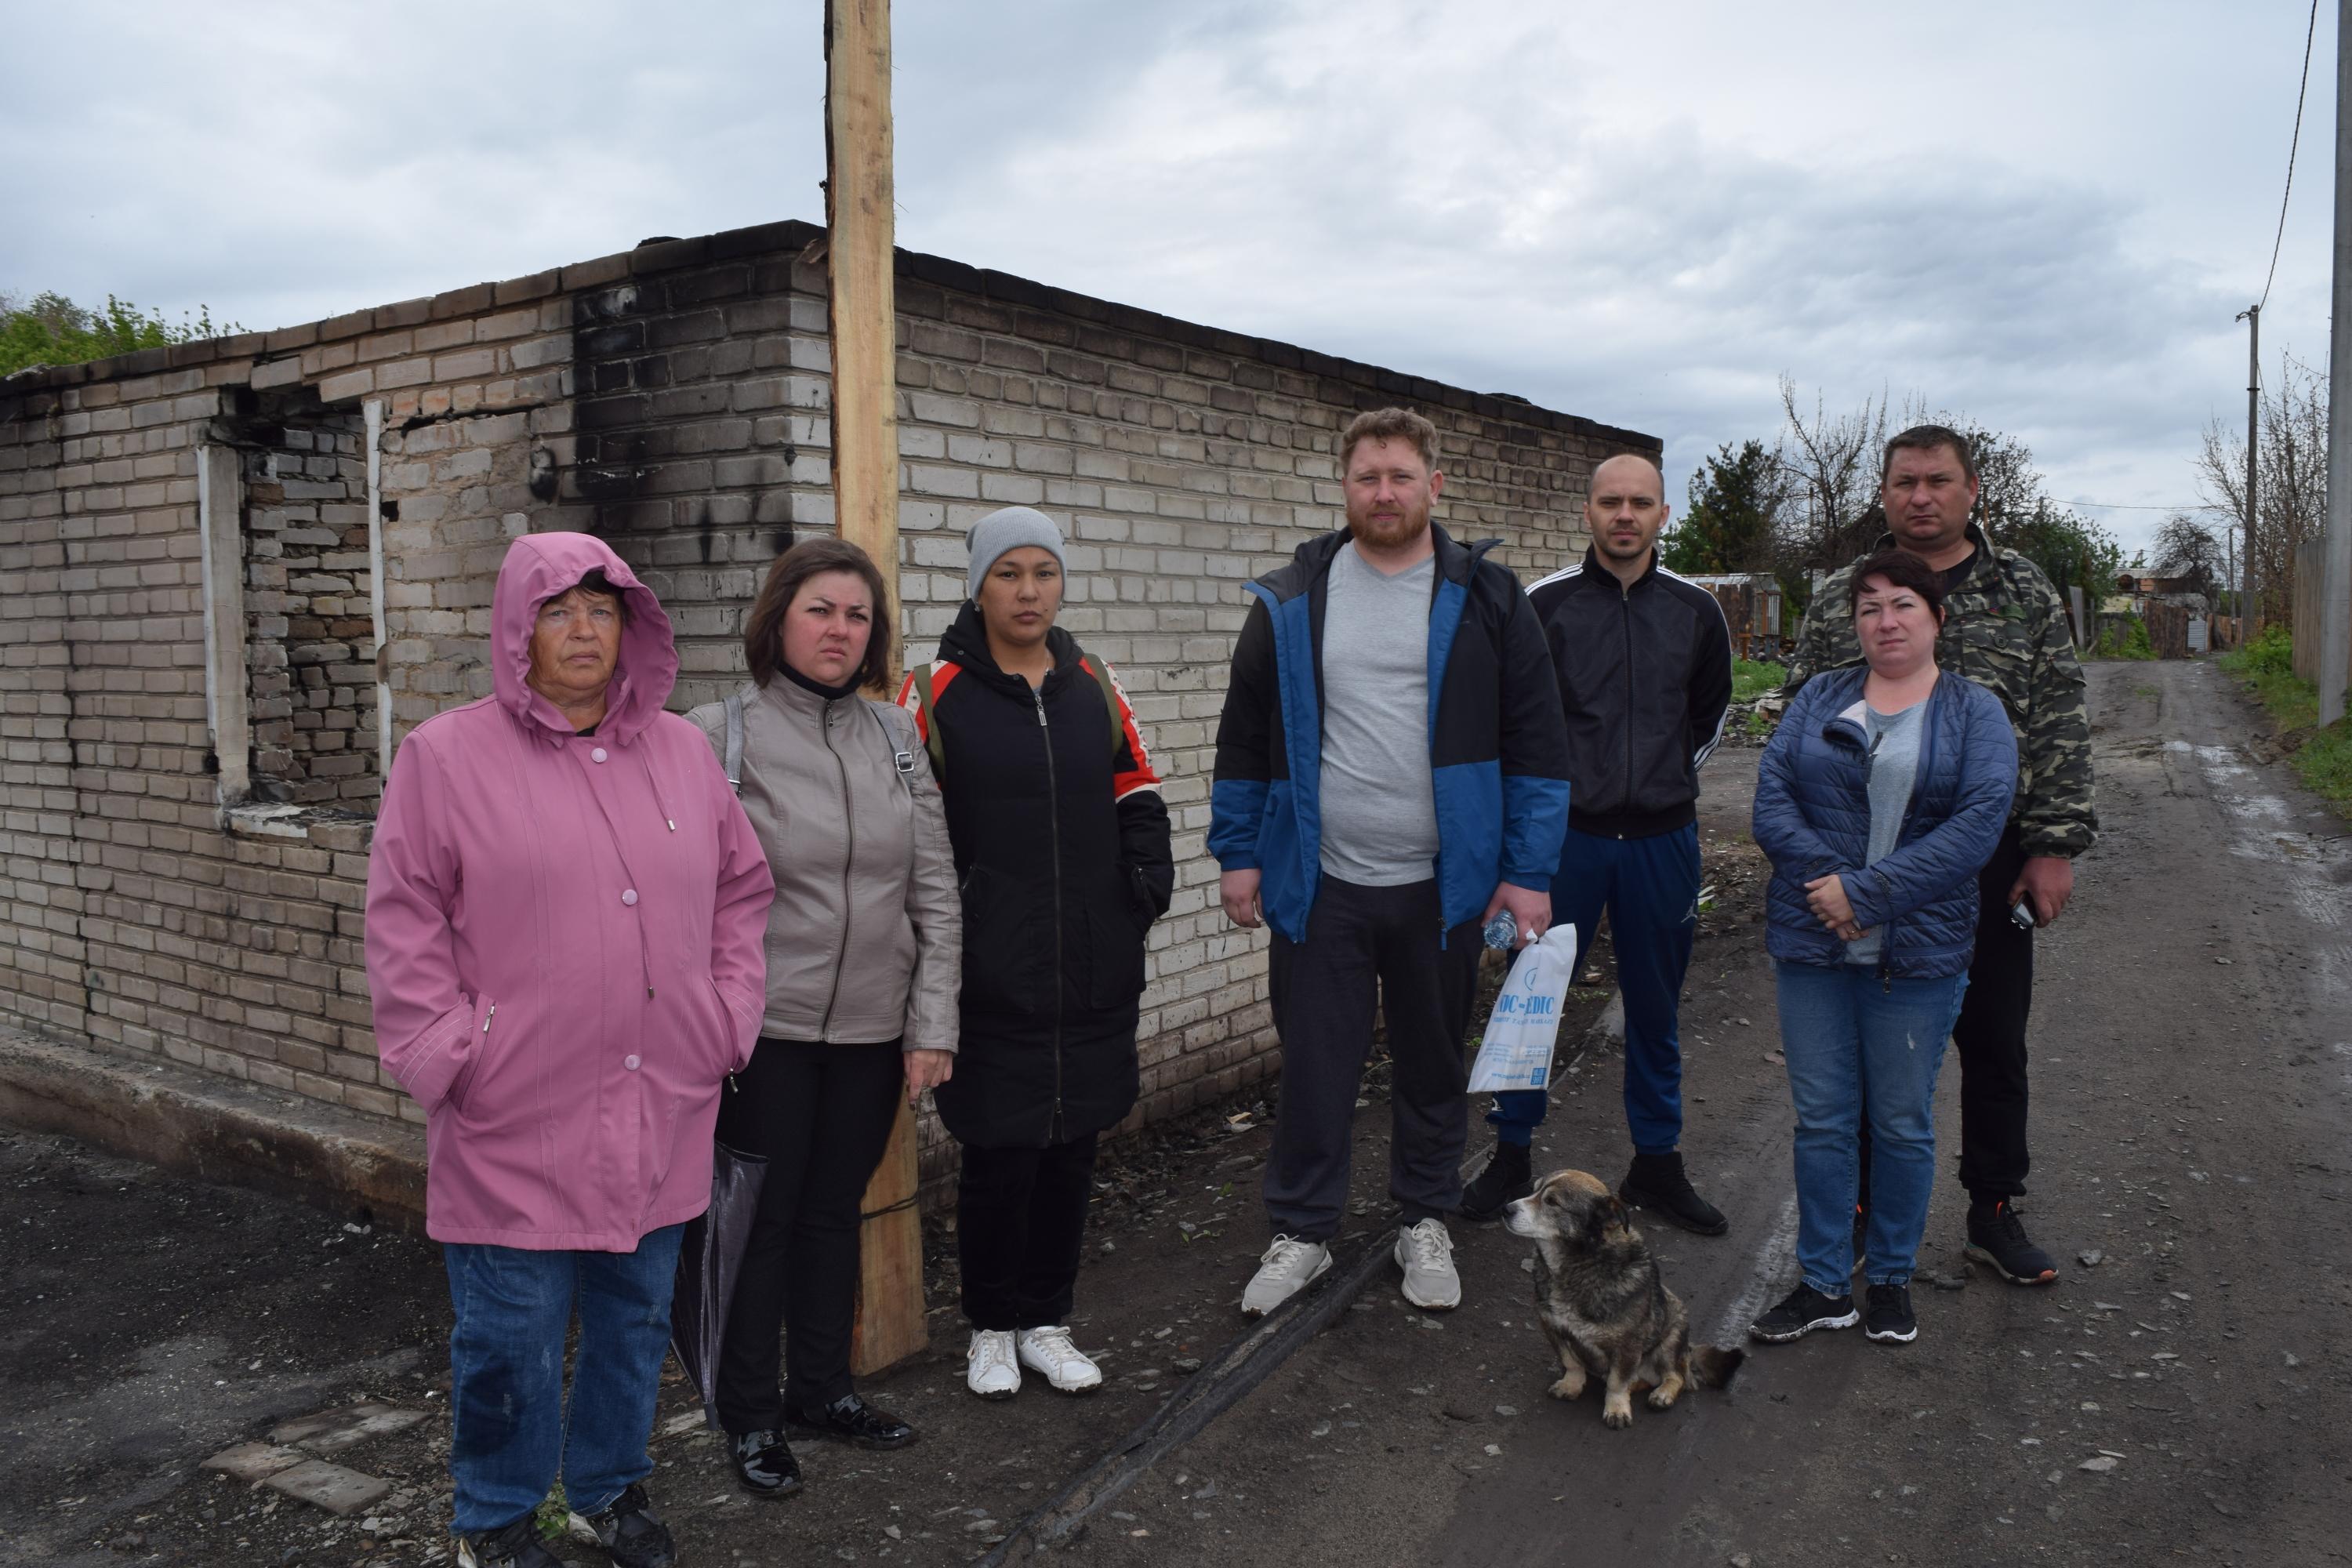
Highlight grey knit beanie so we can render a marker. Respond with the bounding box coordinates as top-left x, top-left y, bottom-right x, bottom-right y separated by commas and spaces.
965, 506, 1066, 601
